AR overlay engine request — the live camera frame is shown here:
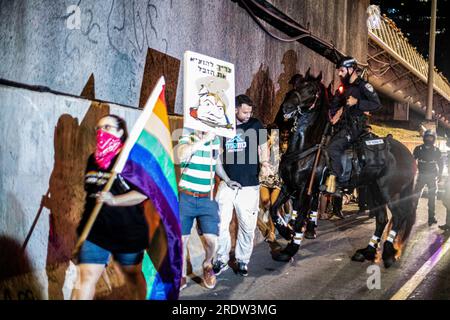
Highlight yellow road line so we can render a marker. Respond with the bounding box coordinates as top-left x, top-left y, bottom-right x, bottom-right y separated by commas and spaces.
391, 235, 450, 300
